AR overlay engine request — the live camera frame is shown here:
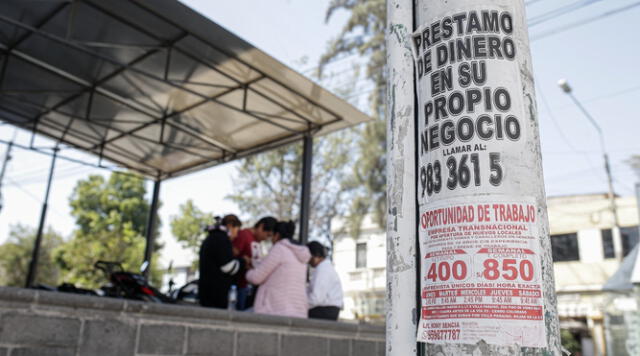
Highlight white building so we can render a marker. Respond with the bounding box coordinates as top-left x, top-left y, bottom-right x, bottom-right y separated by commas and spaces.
332, 215, 387, 321
332, 193, 639, 355
549, 193, 638, 356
